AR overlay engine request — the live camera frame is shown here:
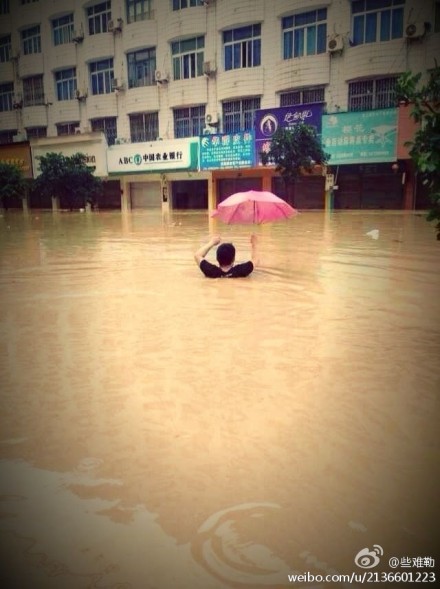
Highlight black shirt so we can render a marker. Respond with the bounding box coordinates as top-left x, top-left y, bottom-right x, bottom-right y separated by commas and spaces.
200, 259, 254, 278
